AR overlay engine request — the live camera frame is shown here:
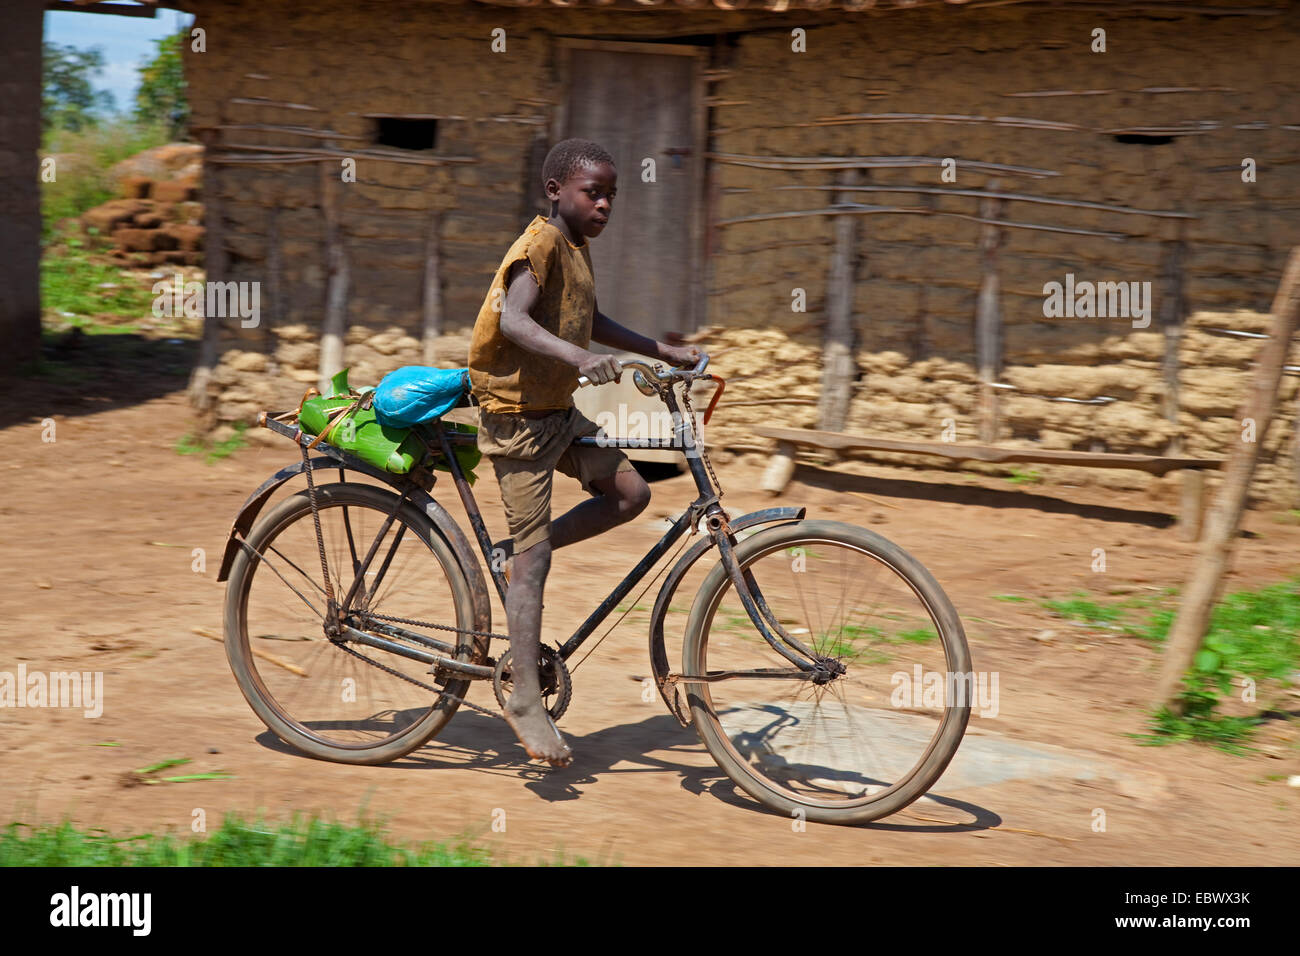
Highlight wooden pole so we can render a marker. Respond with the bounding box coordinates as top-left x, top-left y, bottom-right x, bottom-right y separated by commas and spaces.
266, 201, 281, 370
1292, 388, 1300, 508
317, 155, 348, 393
1157, 232, 1200, 540
817, 167, 860, 433
421, 209, 443, 367
0, 0, 42, 377
188, 126, 226, 414
1153, 247, 1300, 713
976, 179, 1003, 443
